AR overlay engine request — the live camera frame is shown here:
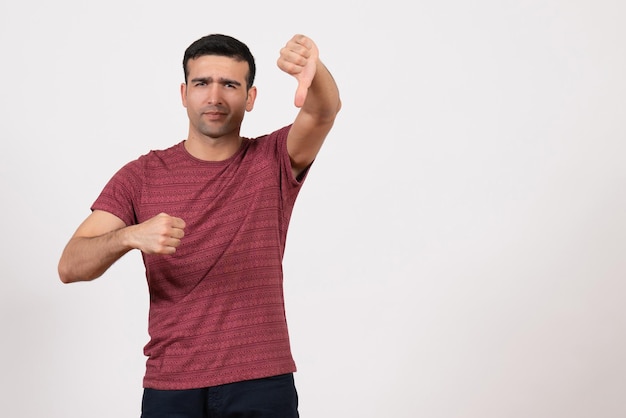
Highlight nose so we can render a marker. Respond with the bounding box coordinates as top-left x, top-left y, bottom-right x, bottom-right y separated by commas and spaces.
206, 84, 222, 105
